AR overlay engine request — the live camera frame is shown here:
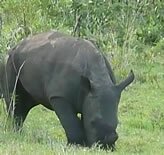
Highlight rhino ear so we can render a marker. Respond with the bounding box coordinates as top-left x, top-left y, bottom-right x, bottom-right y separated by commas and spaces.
116, 70, 135, 91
